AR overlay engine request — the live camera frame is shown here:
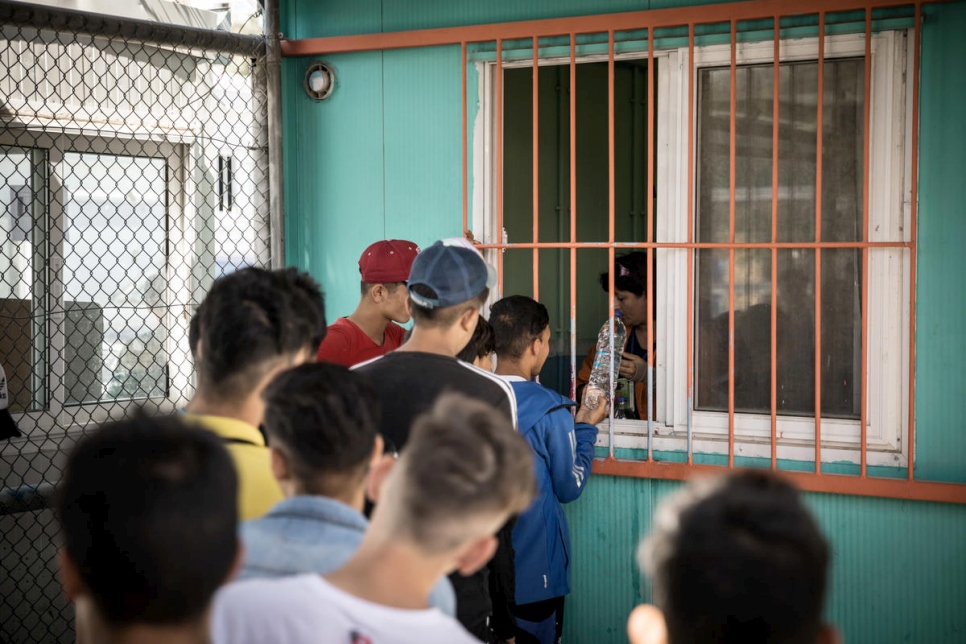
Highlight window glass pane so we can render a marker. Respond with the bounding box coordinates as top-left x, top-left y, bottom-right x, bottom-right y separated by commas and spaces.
63, 152, 167, 404
695, 59, 862, 418
0, 145, 46, 412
